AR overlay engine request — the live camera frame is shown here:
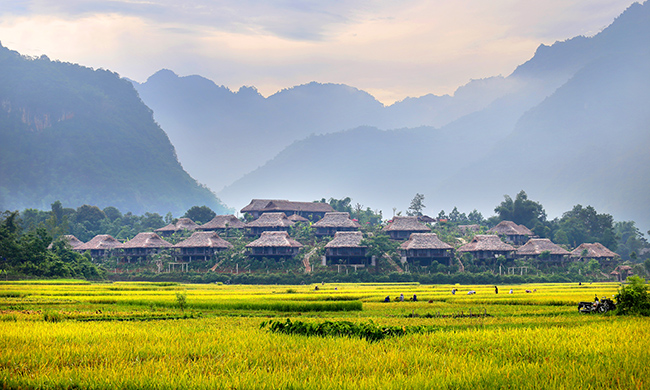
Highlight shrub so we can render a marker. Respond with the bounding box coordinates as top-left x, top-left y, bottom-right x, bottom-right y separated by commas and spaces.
615, 276, 650, 316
